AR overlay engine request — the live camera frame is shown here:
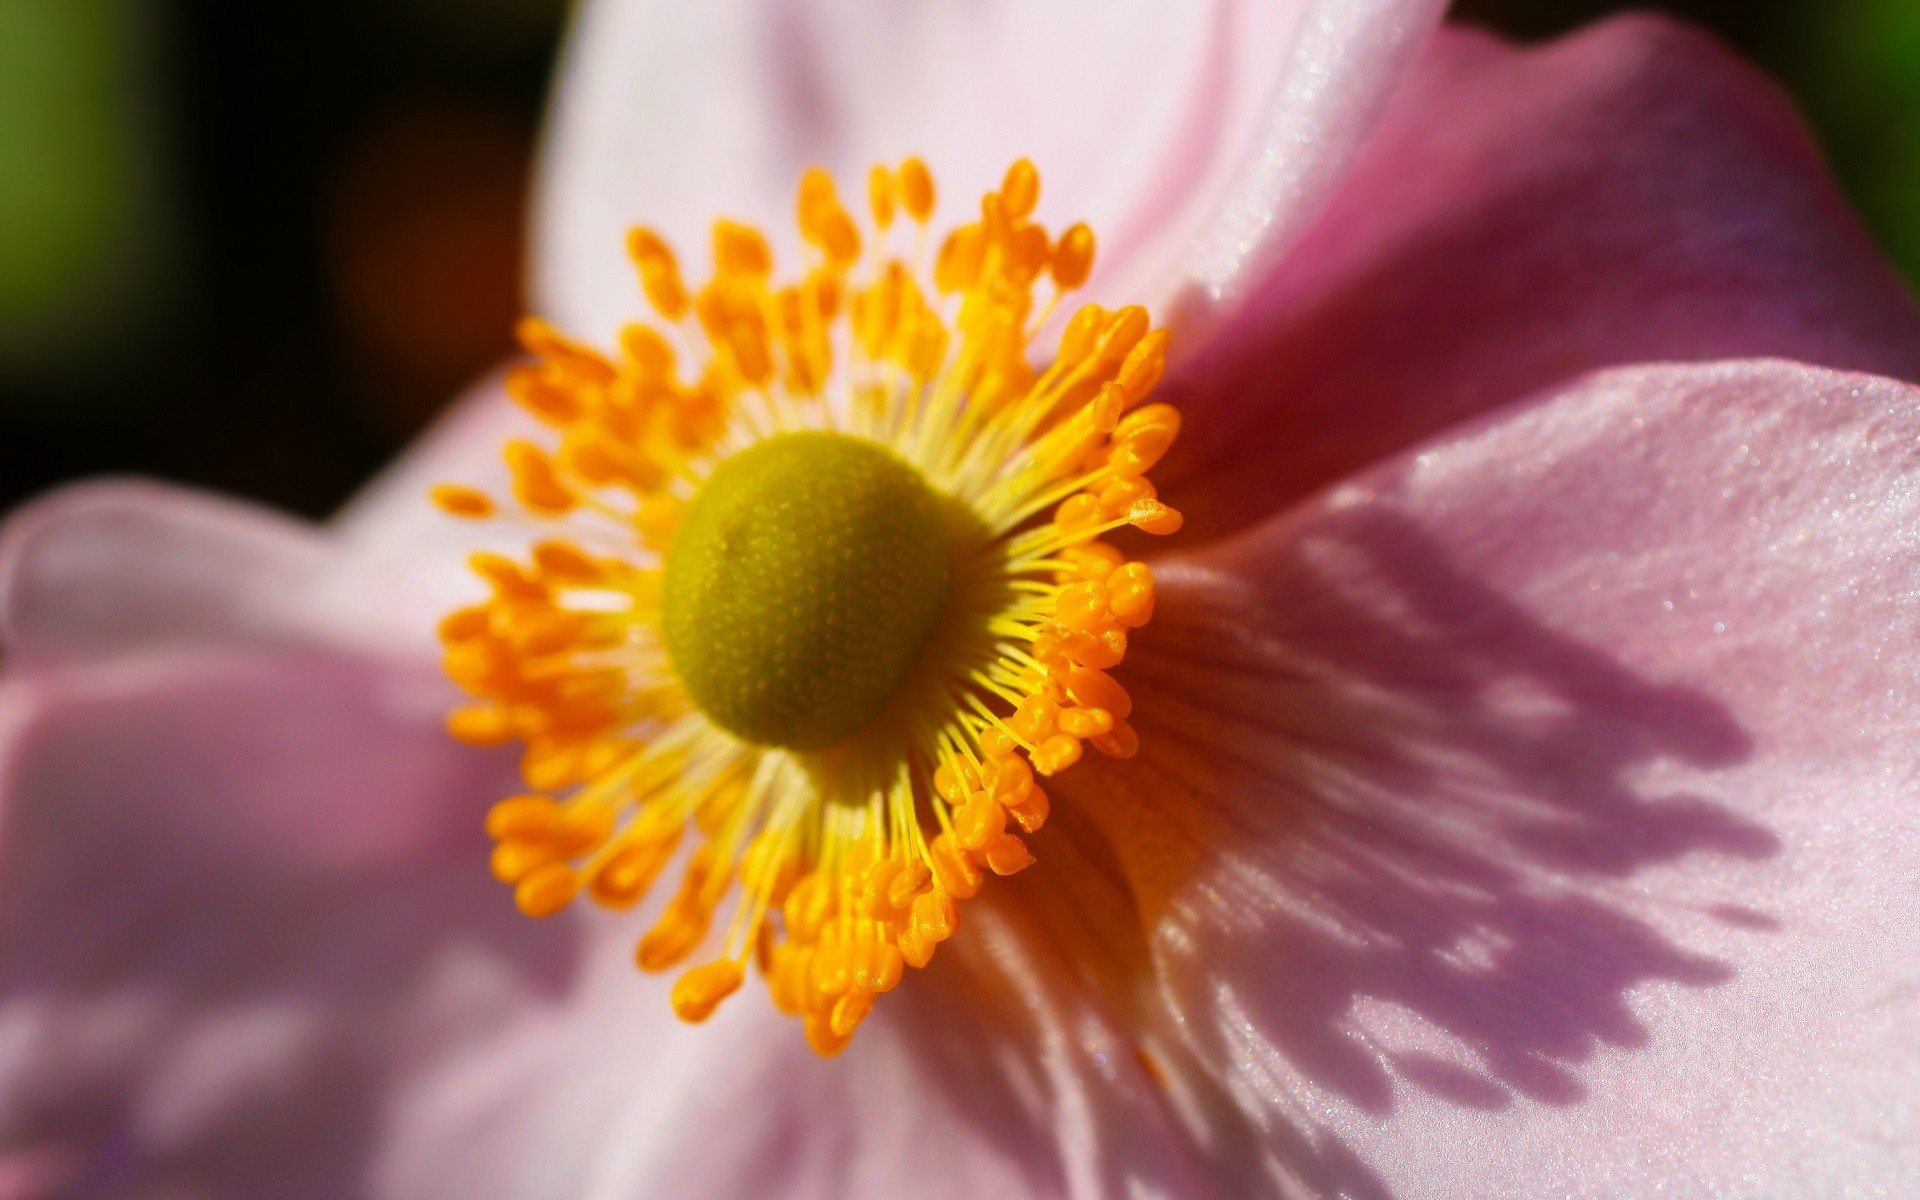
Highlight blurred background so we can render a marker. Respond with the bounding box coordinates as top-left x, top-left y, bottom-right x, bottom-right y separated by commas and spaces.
1, 0, 1915, 519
